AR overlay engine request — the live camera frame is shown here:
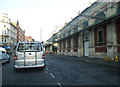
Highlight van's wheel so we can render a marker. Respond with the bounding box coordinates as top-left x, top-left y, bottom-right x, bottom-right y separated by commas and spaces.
41, 65, 45, 70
